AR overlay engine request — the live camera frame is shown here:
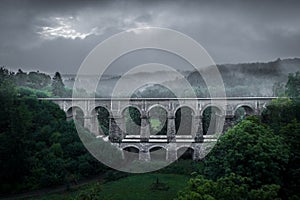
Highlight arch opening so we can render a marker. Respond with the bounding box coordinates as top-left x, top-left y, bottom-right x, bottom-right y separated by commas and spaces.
177, 147, 194, 160
148, 106, 168, 135
175, 106, 193, 135
92, 106, 110, 136
149, 146, 167, 161
123, 106, 141, 135
123, 146, 140, 162
66, 106, 84, 127
202, 106, 222, 135
234, 105, 254, 123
